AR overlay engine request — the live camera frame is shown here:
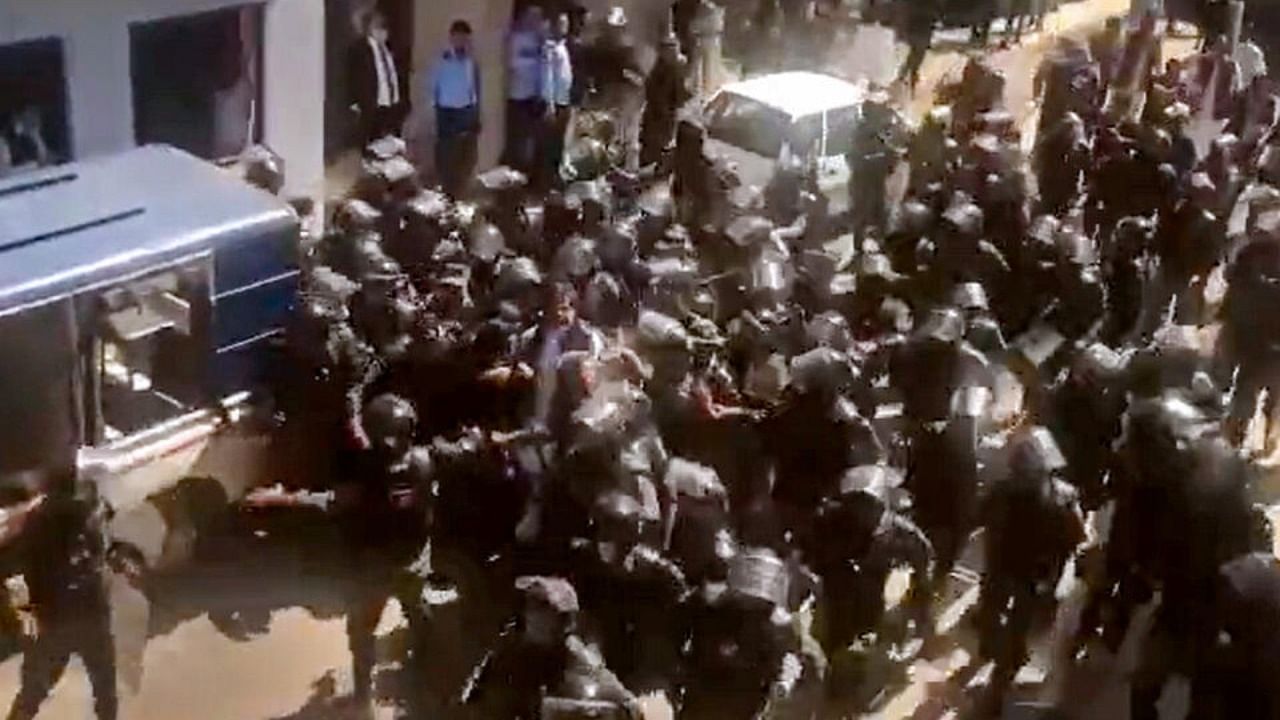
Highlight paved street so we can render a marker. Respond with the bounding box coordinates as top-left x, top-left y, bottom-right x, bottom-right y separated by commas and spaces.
0, 1, 1200, 718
